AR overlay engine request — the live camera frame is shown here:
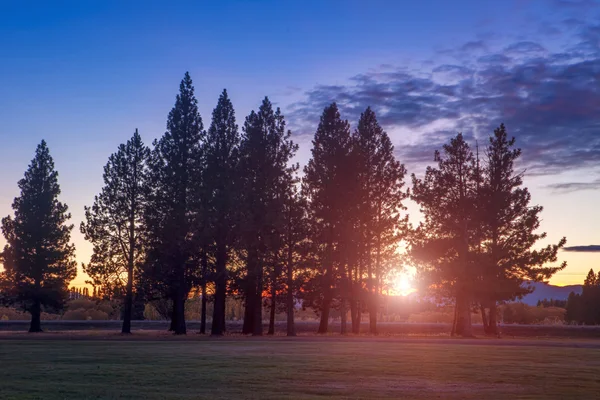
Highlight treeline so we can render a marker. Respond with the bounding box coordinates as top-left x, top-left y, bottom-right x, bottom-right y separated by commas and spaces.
536, 298, 567, 308
565, 269, 600, 325
0, 72, 566, 336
